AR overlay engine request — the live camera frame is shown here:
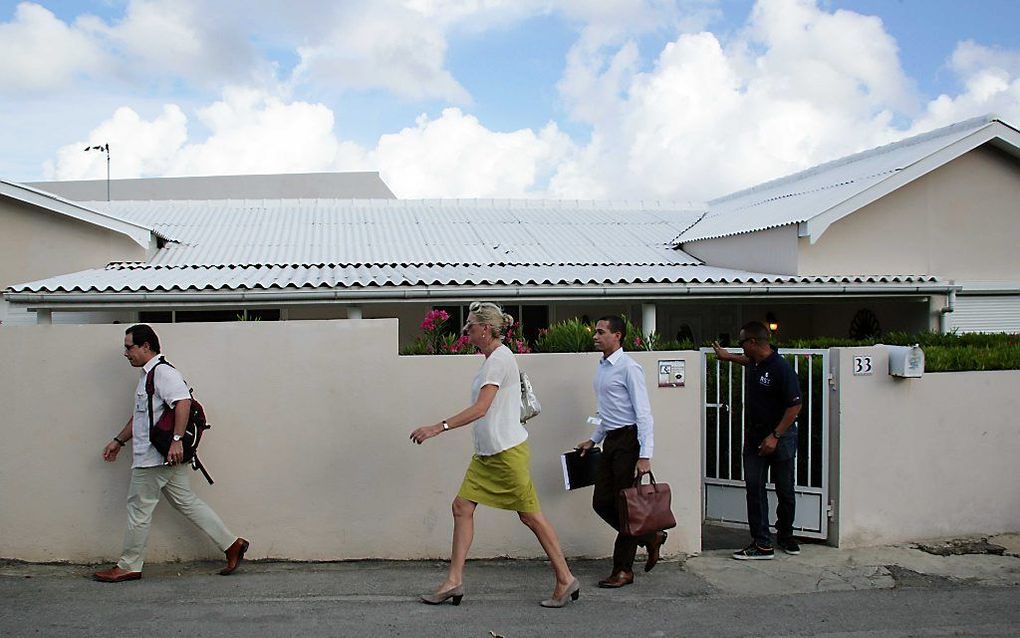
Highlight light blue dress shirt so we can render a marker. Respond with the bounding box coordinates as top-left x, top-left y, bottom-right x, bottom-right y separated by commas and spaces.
590, 348, 654, 458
